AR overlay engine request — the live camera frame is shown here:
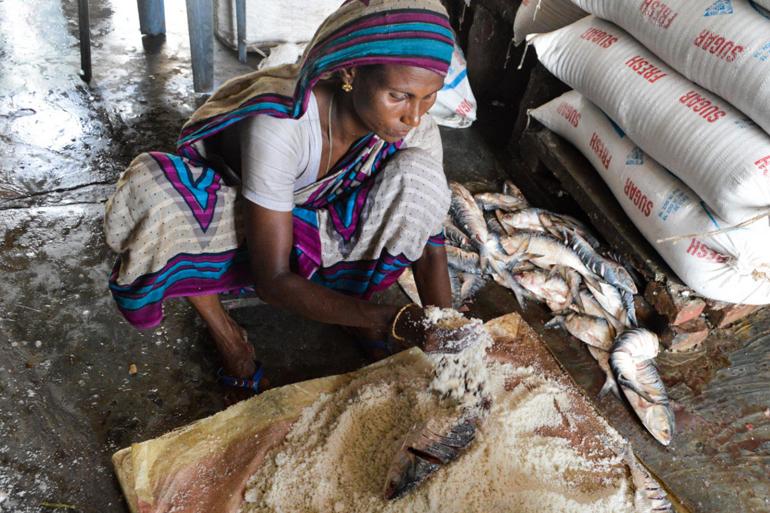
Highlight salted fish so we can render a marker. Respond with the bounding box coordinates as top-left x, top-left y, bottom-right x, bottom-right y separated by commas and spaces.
585, 345, 620, 399
611, 329, 675, 446
545, 312, 615, 351
502, 180, 529, 207
558, 229, 638, 295
444, 223, 475, 252
474, 192, 528, 212
449, 182, 490, 269
446, 245, 482, 274
513, 270, 571, 312
623, 445, 674, 513
500, 231, 598, 283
